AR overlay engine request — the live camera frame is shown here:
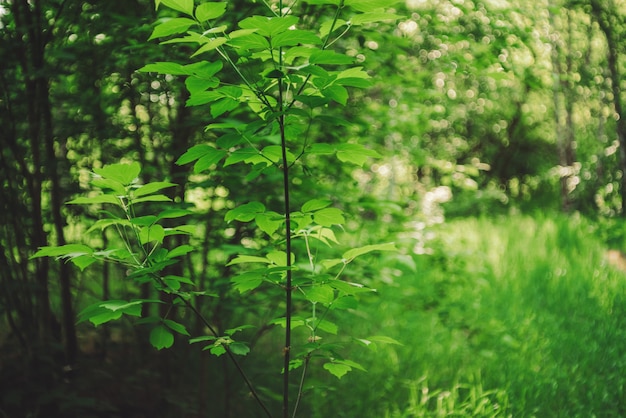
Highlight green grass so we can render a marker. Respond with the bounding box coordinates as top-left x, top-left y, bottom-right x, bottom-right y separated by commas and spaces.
305, 214, 626, 417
